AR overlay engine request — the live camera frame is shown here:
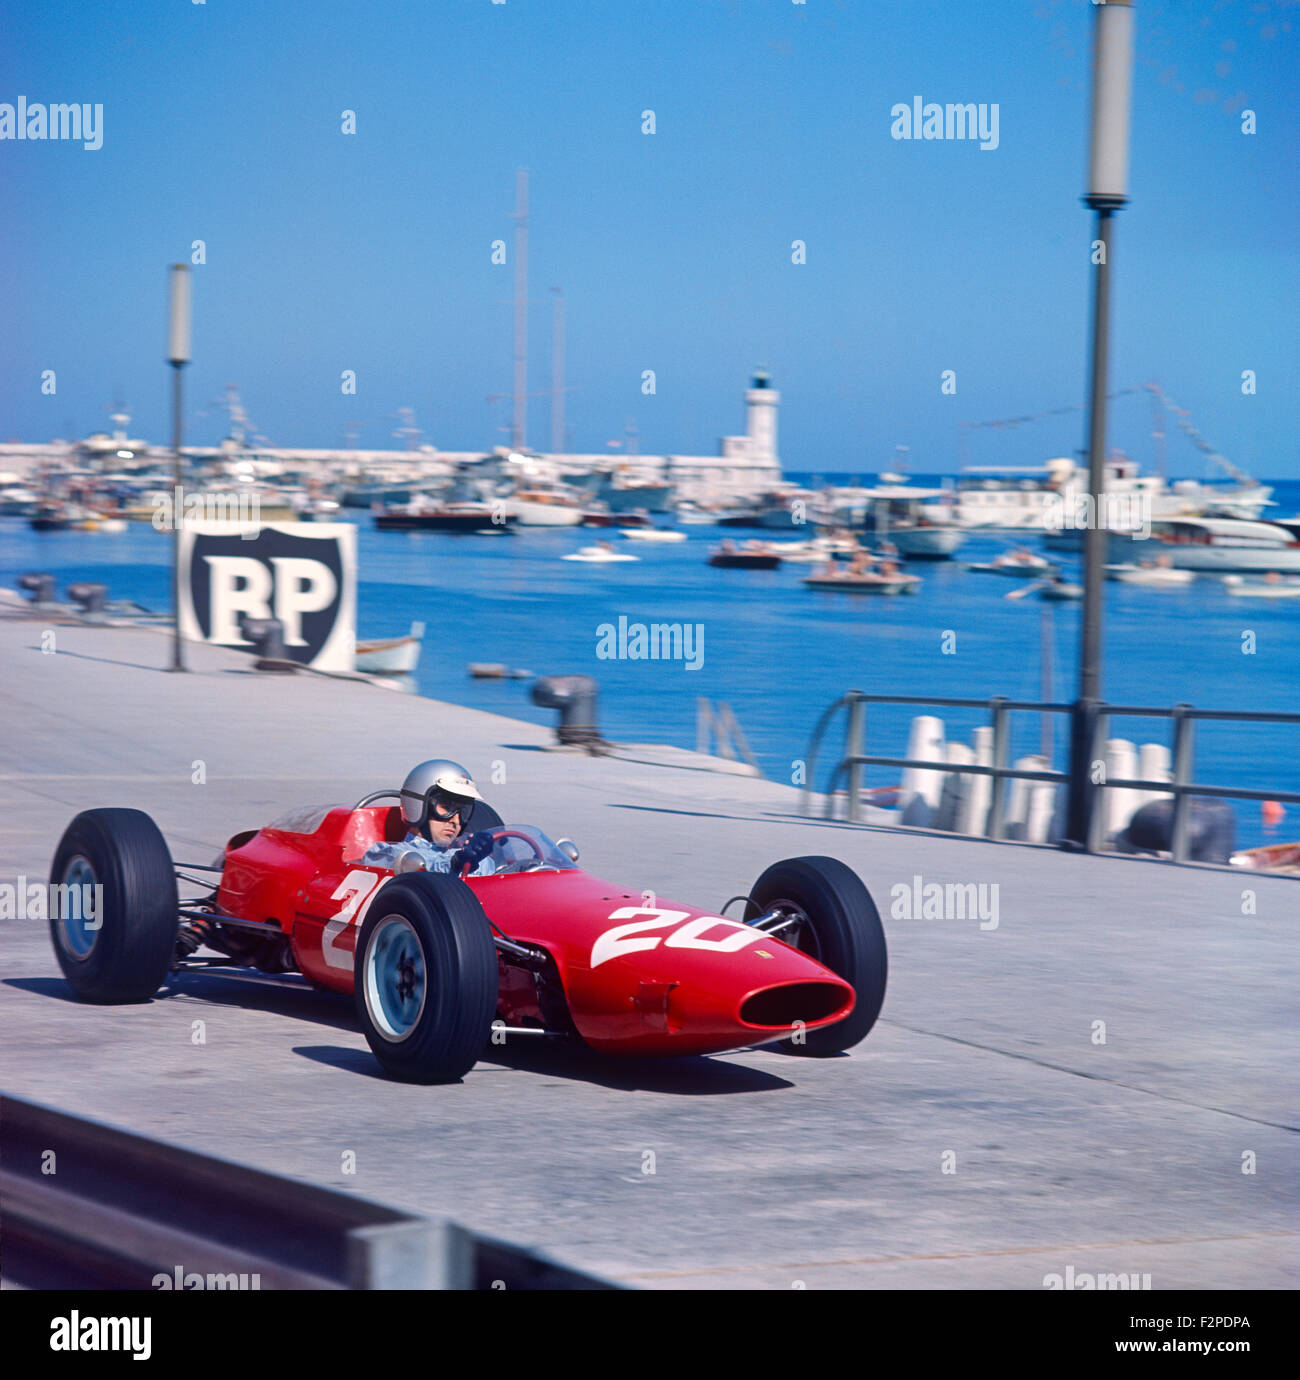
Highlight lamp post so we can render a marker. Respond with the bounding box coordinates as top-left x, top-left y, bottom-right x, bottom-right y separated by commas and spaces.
167, 264, 191, 673
1066, 0, 1135, 848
